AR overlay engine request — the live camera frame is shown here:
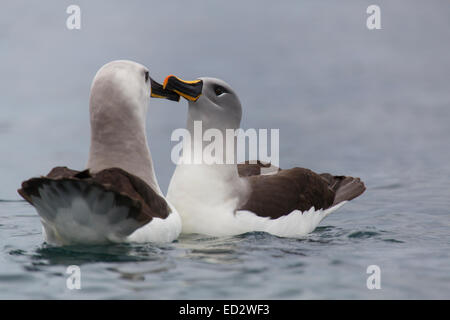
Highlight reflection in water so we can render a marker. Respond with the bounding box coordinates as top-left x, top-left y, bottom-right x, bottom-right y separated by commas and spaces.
19, 225, 404, 272
177, 234, 243, 264
0, 202, 446, 299
30, 243, 168, 266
